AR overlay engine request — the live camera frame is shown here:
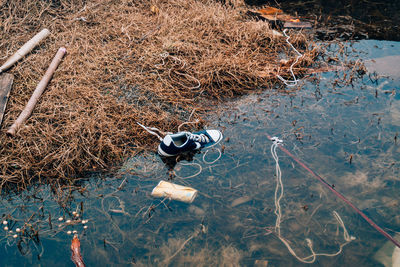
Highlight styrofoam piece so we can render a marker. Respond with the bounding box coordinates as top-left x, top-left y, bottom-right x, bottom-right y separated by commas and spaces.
151, 181, 198, 203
